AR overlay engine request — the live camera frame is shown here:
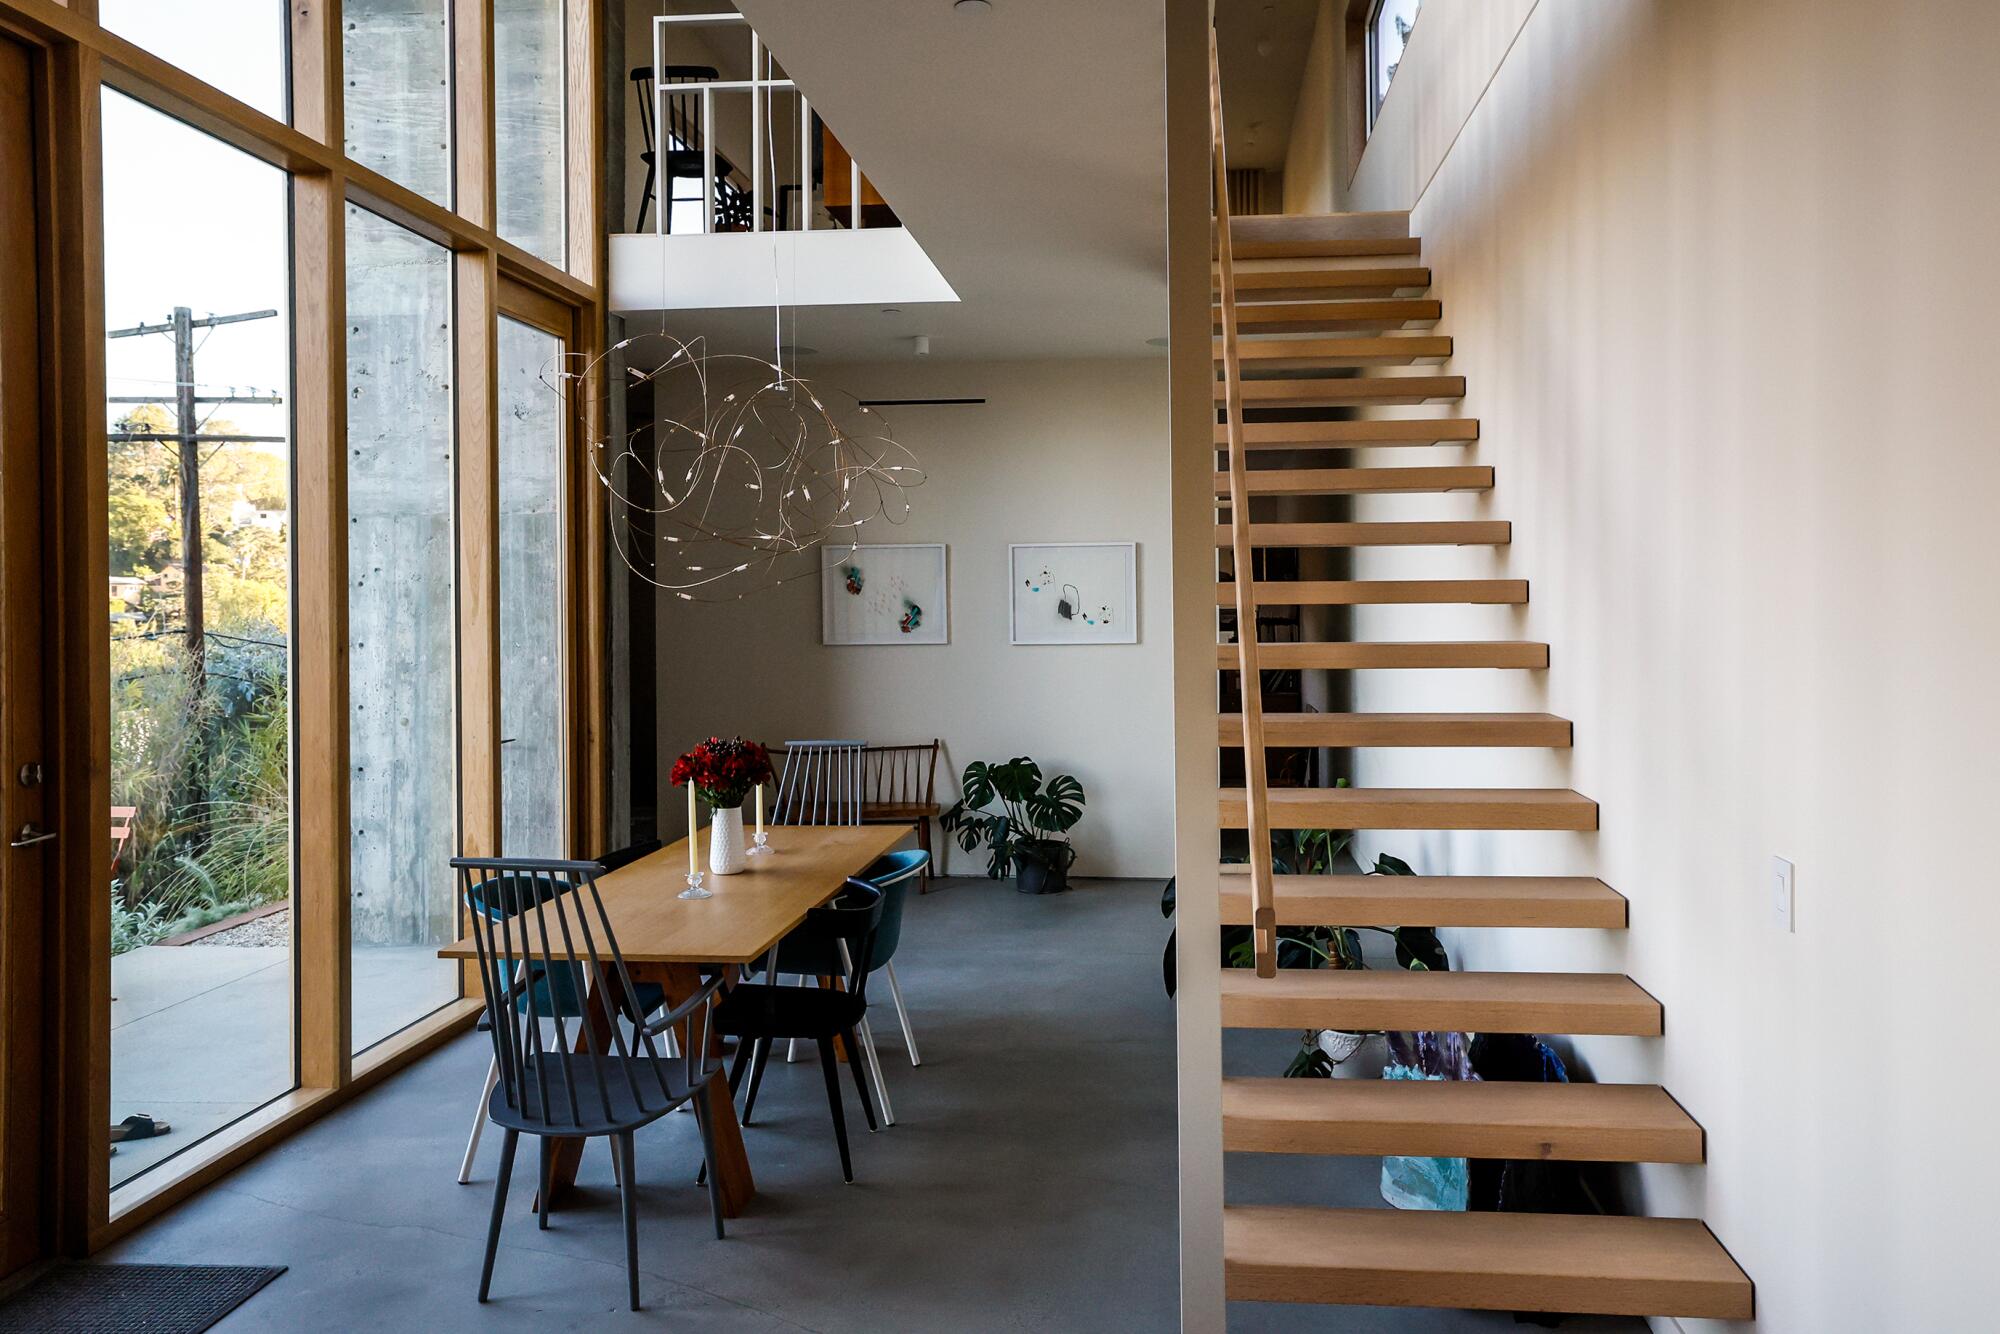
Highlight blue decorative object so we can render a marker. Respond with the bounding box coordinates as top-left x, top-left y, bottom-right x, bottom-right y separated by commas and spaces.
1381, 1031, 1476, 1211
1379, 1065, 1471, 1211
